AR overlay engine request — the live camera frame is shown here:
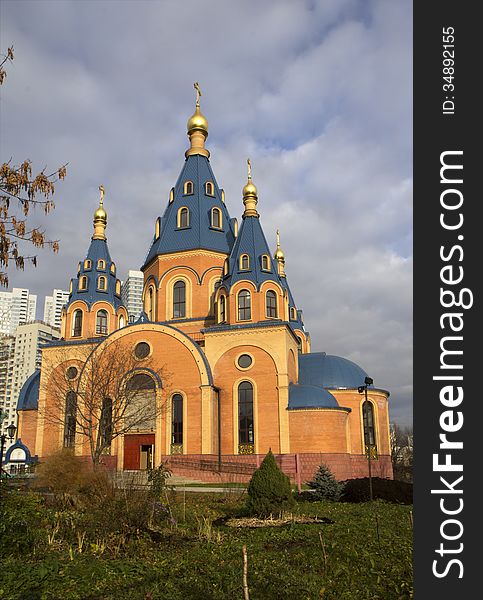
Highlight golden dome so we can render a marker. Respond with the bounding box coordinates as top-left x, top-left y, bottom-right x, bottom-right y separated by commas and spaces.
274, 229, 285, 261
242, 179, 258, 198
94, 205, 107, 223
187, 105, 208, 135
